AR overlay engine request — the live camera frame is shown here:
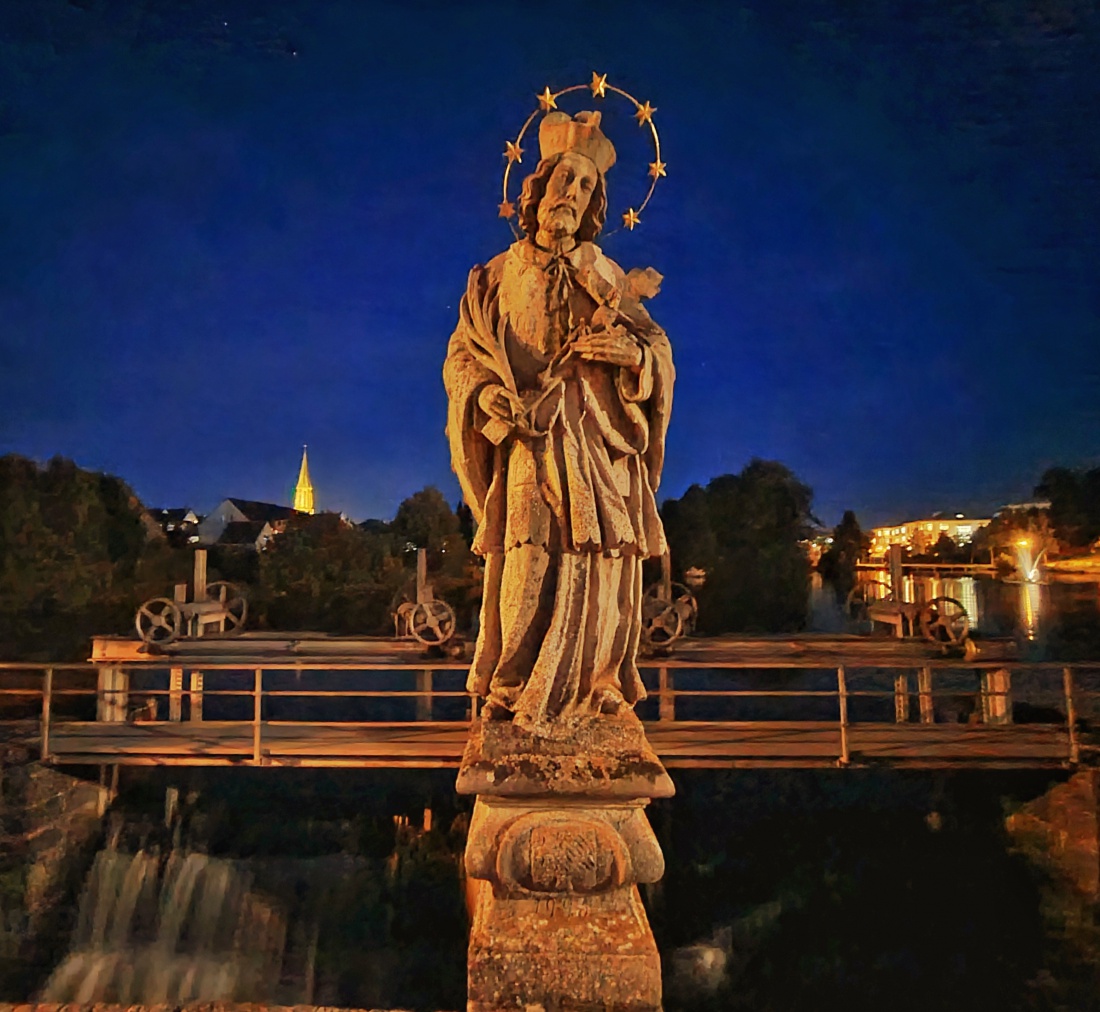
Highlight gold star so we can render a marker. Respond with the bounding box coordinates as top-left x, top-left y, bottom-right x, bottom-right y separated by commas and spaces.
622, 208, 641, 230
589, 72, 608, 98
536, 86, 557, 112
497, 199, 516, 219
504, 140, 523, 164
634, 100, 656, 126
648, 158, 667, 179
